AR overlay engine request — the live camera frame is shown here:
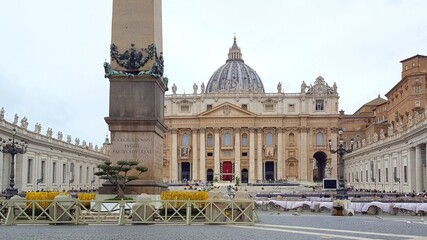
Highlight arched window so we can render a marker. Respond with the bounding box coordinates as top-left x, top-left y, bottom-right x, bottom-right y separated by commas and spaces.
266, 132, 273, 145
182, 133, 190, 146
207, 133, 213, 147
223, 131, 231, 146
316, 132, 324, 145
241, 133, 248, 147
